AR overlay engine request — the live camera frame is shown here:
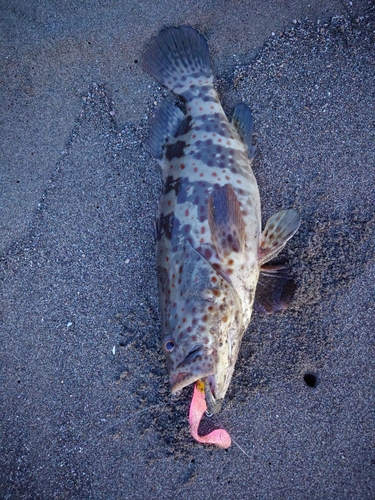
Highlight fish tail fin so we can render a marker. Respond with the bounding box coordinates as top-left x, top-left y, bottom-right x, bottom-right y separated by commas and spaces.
143, 26, 213, 97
